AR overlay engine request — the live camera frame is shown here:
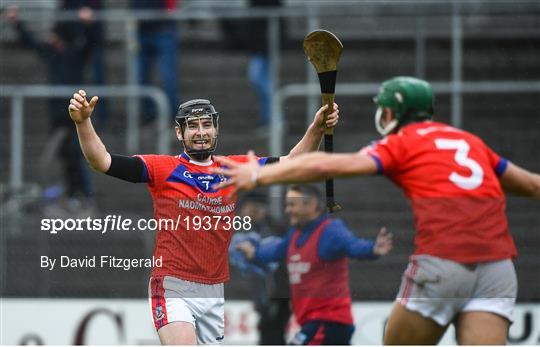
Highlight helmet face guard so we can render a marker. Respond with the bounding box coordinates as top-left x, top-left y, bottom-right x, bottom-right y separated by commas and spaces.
373, 76, 434, 136
175, 99, 219, 161
374, 106, 399, 136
